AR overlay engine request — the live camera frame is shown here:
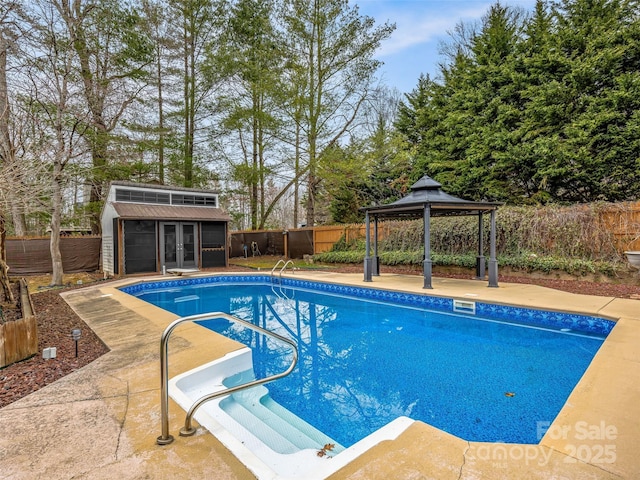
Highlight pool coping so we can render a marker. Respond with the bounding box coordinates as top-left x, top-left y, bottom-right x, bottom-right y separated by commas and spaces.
1, 271, 638, 479
121, 274, 617, 336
